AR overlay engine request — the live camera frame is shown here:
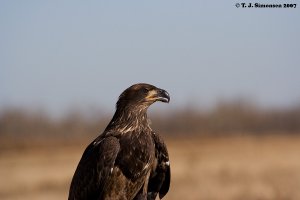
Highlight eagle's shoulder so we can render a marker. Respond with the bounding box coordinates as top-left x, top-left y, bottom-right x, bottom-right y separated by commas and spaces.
69, 134, 120, 200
